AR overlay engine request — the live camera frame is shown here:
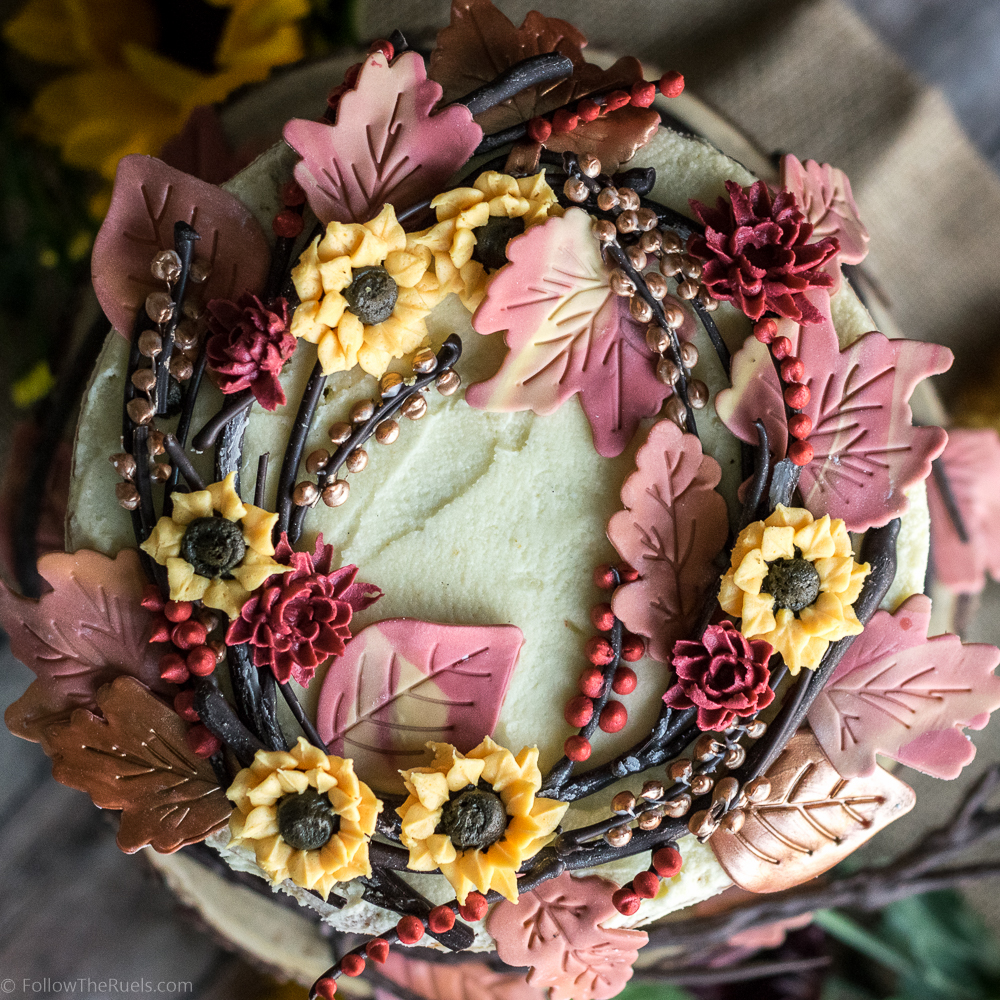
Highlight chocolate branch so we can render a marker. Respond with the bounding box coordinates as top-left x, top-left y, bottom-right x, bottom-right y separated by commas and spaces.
154, 222, 199, 416
456, 53, 574, 116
